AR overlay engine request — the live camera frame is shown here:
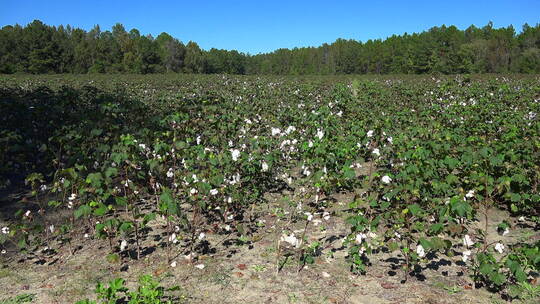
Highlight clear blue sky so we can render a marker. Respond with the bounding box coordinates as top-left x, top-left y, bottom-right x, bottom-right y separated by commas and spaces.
1, 0, 539, 54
